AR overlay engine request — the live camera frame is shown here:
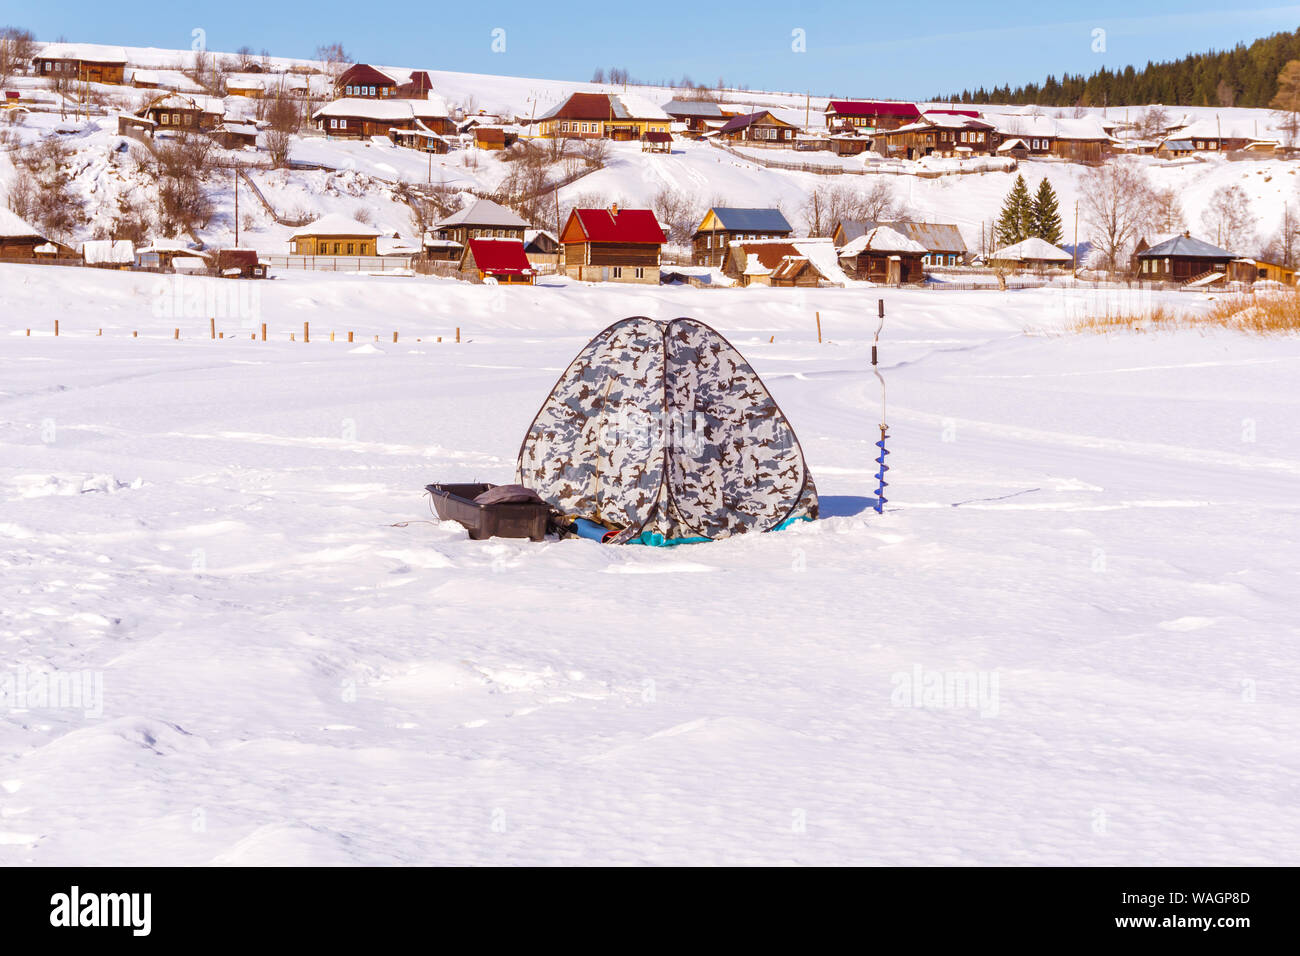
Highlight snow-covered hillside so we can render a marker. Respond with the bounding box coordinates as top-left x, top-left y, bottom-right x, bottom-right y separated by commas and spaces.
2, 264, 1297, 865
3, 40, 1298, 261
